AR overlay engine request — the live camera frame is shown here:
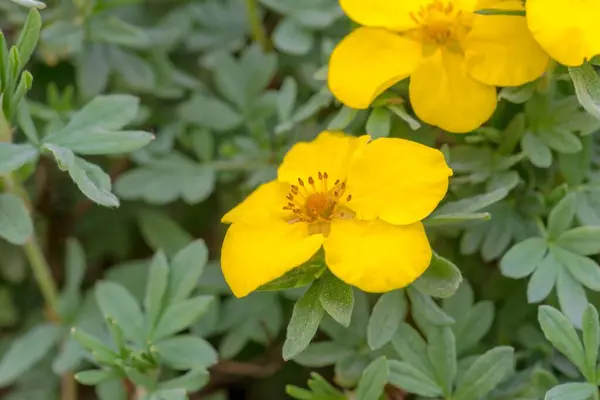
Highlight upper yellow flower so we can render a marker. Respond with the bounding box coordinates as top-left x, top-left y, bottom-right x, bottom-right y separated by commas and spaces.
220, 131, 452, 298
328, 0, 549, 133
527, 0, 600, 66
